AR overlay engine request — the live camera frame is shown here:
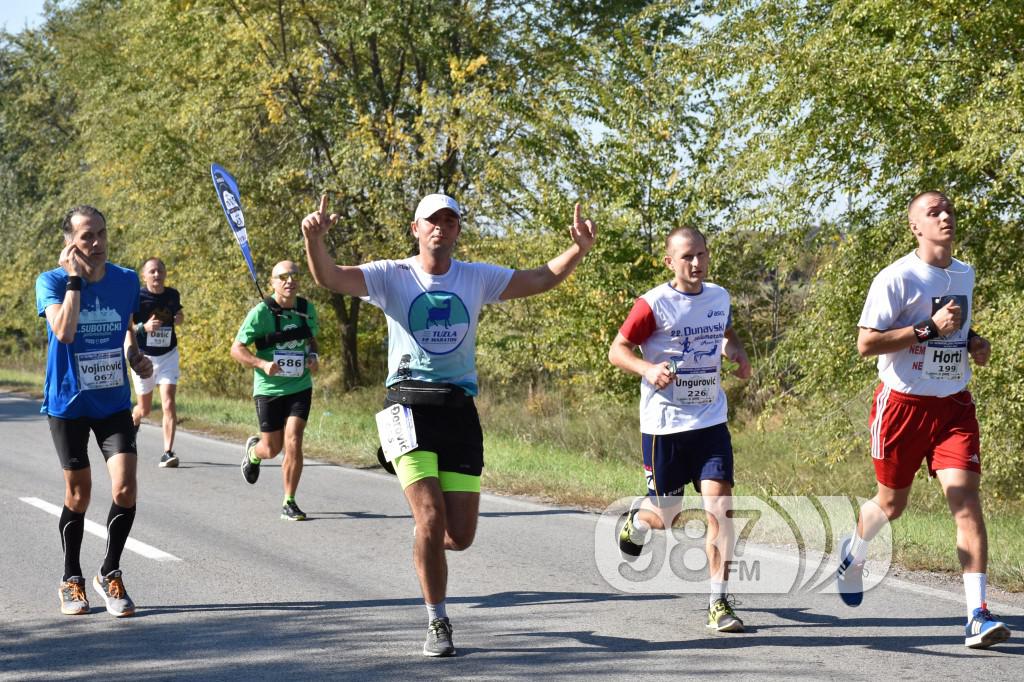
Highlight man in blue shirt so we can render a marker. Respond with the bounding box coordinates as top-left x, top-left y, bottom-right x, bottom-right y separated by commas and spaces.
36, 205, 153, 618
